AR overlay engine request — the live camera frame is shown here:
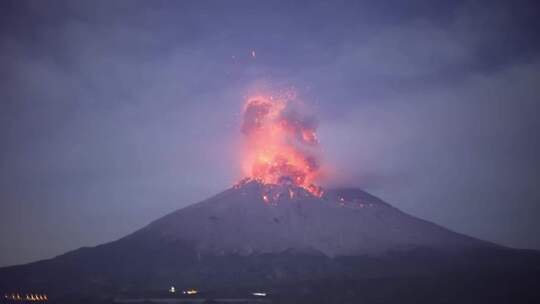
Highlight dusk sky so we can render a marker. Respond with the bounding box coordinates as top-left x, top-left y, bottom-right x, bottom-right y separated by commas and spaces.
1, 0, 540, 267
